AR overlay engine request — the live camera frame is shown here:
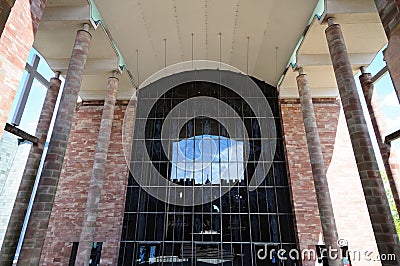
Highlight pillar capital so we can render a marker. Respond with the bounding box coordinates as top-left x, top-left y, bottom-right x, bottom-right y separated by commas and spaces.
360, 66, 368, 74
83, 23, 90, 31
78, 23, 92, 38
327, 17, 337, 27
295, 66, 305, 76
109, 70, 120, 80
